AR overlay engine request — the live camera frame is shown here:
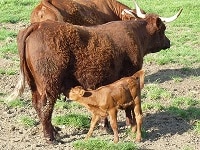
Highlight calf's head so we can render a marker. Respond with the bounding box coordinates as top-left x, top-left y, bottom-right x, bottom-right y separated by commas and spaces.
69, 86, 85, 101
